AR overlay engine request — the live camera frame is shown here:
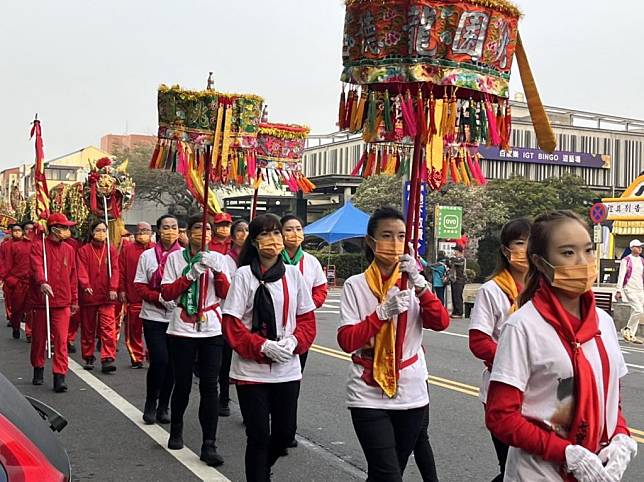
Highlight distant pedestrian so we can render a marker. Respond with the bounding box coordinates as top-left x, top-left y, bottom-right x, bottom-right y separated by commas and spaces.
616, 239, 644, 343
337, 207, 449, 482
222, 213, 316, 482
468, 218, 531, 481
448, 245, 467, 318
428, 252, 449, 307
486, 211, 637, 481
